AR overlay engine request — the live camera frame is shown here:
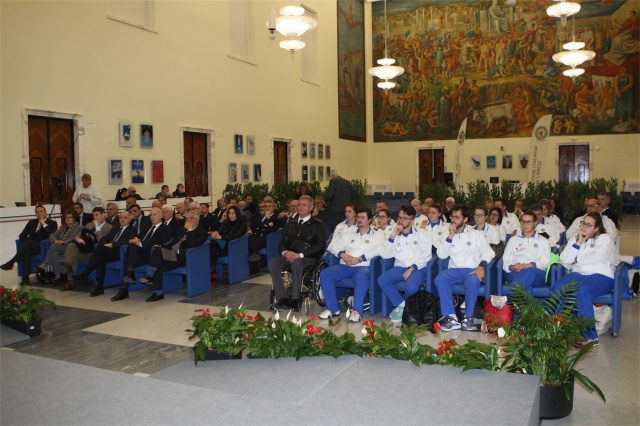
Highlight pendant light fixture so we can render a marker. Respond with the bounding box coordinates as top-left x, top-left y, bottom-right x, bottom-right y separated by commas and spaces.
368, 0, 404, 90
